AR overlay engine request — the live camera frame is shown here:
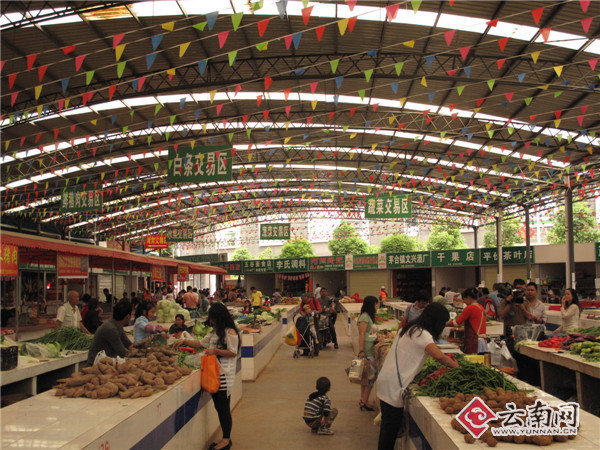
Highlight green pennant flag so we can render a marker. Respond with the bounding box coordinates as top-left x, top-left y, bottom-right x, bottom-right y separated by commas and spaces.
342, 125, 349, 132
165, 131, 170, 141
117, 61, 126, 78
23, 110, 29, 119
554, 91, 563, 98
487, 130, 494, 138
456, 85, 465, 96
487, 79, 495, 91
567, 136, 572, 144
501, 156, 507, 162
508, 126, 514, 135
535, 137, 540, 146
440, 131, 446, 139
358, 89, 366, 101
231, 12, 243, 31
170, 115, 176, 125
256, 42, 268, 51
411, 0, 422, 13
246, 129, 252, 138
364, 69, 373, 83
394, 62, 404, 76
253, 0, 264, 10
147, 136, 152, 145
228, 132, 234, 142
228, 50, 237, 66
130, 110, 135, 120
154, 104, 162, 115
86, 70, 95, 85
524, 97, 533, 106
122, 126, 128, 134
330, 59, 340, 73
193, 22, 207, 31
